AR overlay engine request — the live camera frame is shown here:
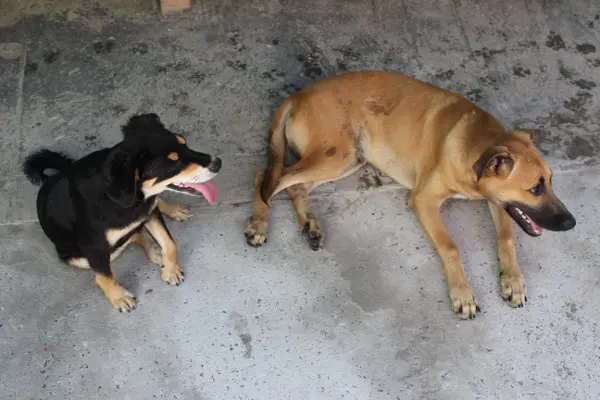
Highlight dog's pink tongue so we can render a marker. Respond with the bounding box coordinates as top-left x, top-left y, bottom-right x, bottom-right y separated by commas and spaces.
530, 219, 544, 235
188, 181, 218, 205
